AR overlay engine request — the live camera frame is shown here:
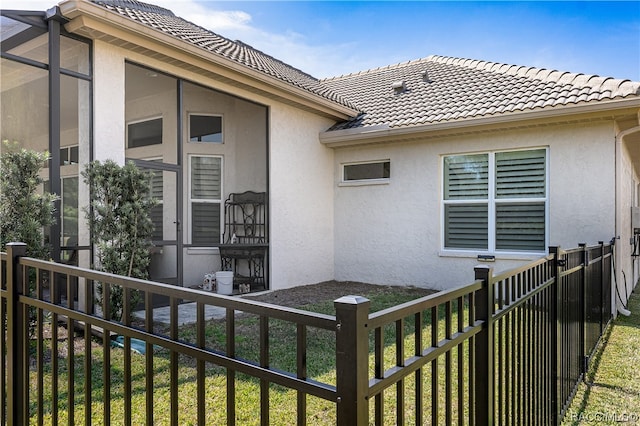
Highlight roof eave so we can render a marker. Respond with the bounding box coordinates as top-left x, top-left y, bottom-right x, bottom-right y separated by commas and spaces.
58, 0, 359, 120
319, 98, 640, 147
